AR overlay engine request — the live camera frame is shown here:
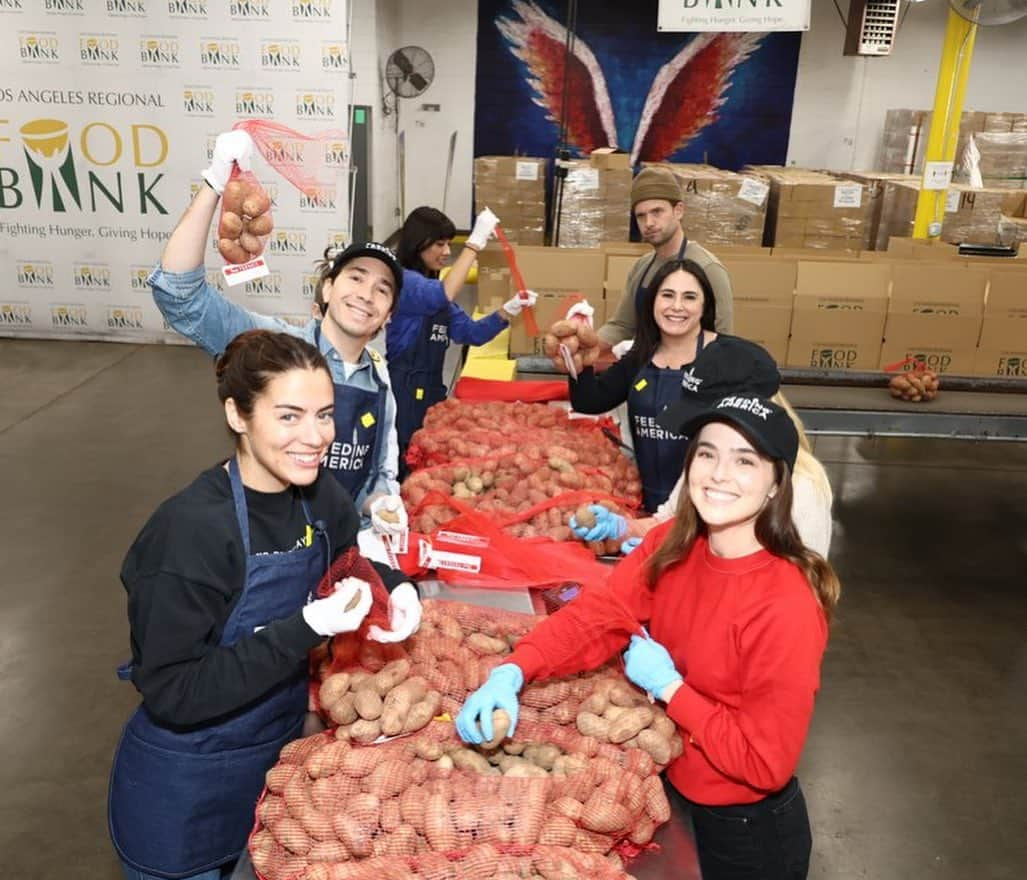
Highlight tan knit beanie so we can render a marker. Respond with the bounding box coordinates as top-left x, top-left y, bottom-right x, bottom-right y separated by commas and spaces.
630, 166, 683, 209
